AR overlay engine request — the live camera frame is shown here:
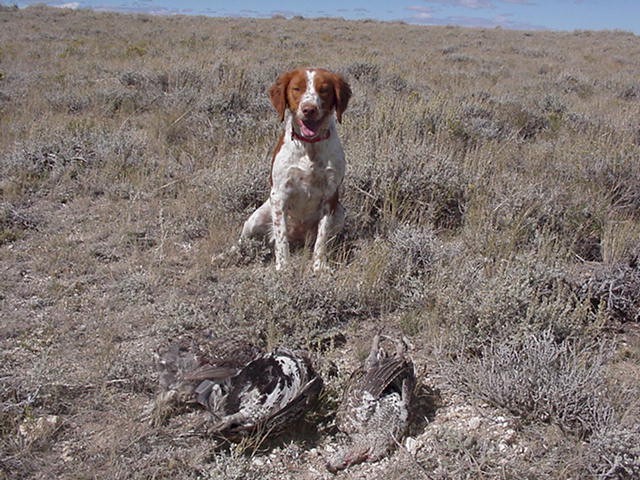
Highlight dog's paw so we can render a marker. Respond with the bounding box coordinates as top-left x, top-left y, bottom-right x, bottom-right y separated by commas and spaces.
211, 245, 240, 267
312, 258, 332, 273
